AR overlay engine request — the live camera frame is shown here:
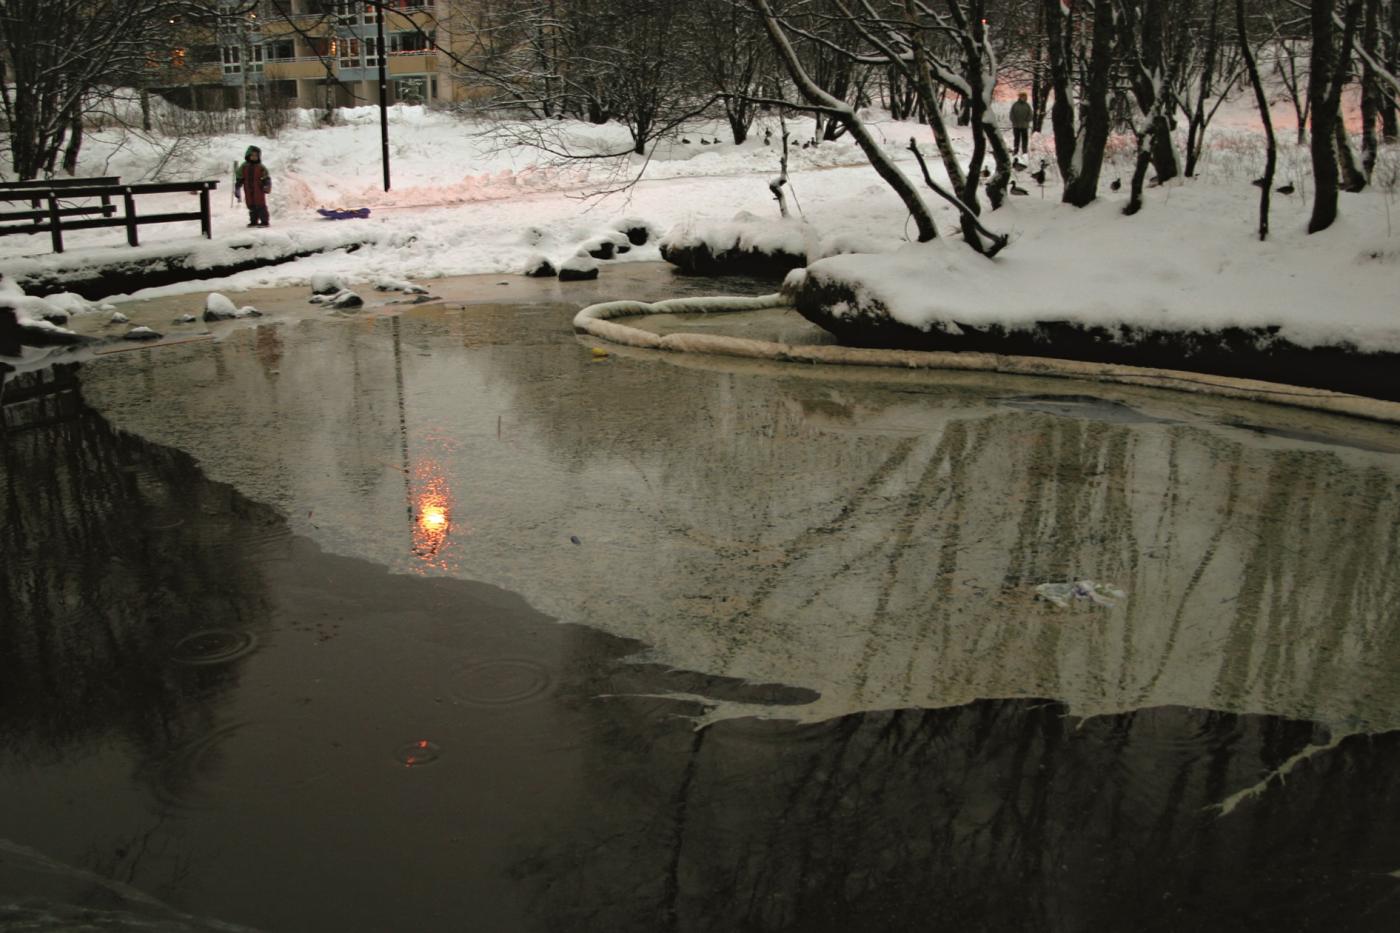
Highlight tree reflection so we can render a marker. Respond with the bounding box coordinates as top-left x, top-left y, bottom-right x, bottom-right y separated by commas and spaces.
0, 374, 276, 777
521, 697, 1400, 933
